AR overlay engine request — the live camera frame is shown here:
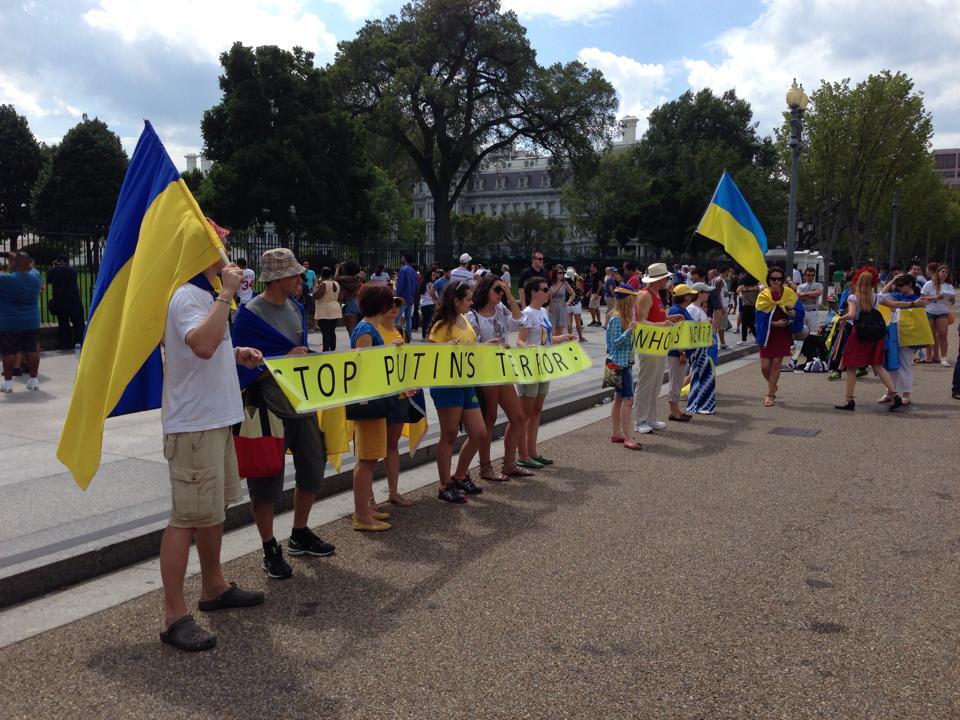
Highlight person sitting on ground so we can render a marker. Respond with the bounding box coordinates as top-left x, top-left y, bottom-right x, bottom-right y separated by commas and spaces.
158, 250, 264, 652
